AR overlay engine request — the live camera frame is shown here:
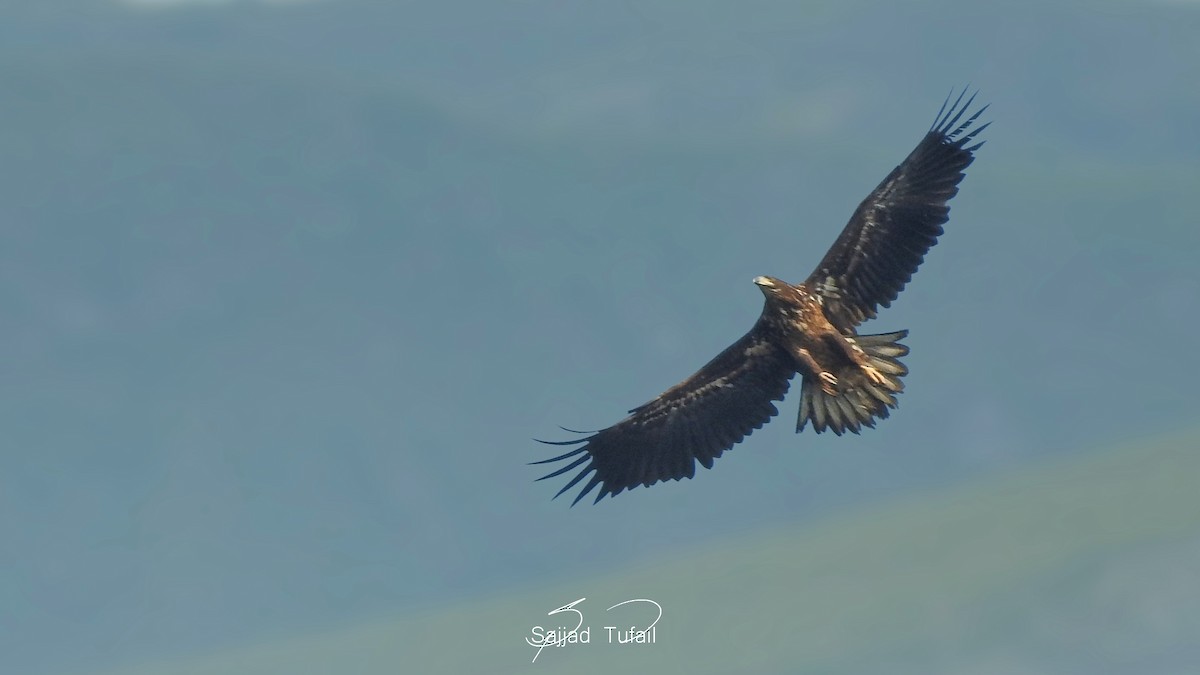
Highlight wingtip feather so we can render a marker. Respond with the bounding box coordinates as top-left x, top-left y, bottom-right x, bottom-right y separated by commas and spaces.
528, 444, 587, 464
562, 472, 600, 504
932, 87, 989, 144
536, 455, 590, 481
